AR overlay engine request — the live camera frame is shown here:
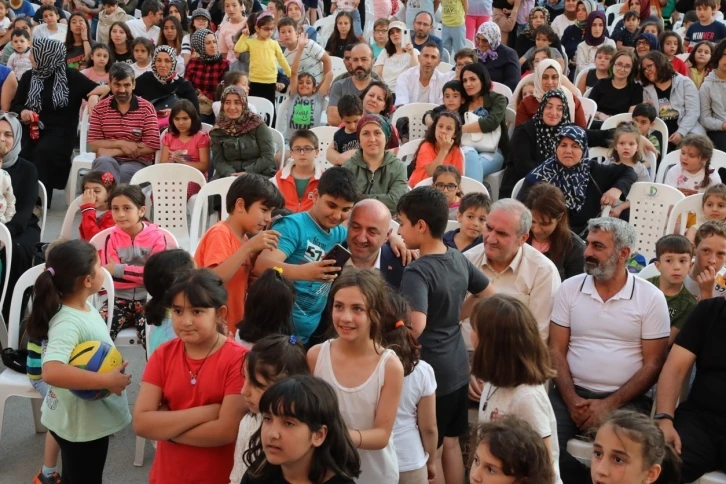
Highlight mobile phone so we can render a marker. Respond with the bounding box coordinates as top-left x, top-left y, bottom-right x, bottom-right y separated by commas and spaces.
401, 29, 411, 48
323, 244, 351, 270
